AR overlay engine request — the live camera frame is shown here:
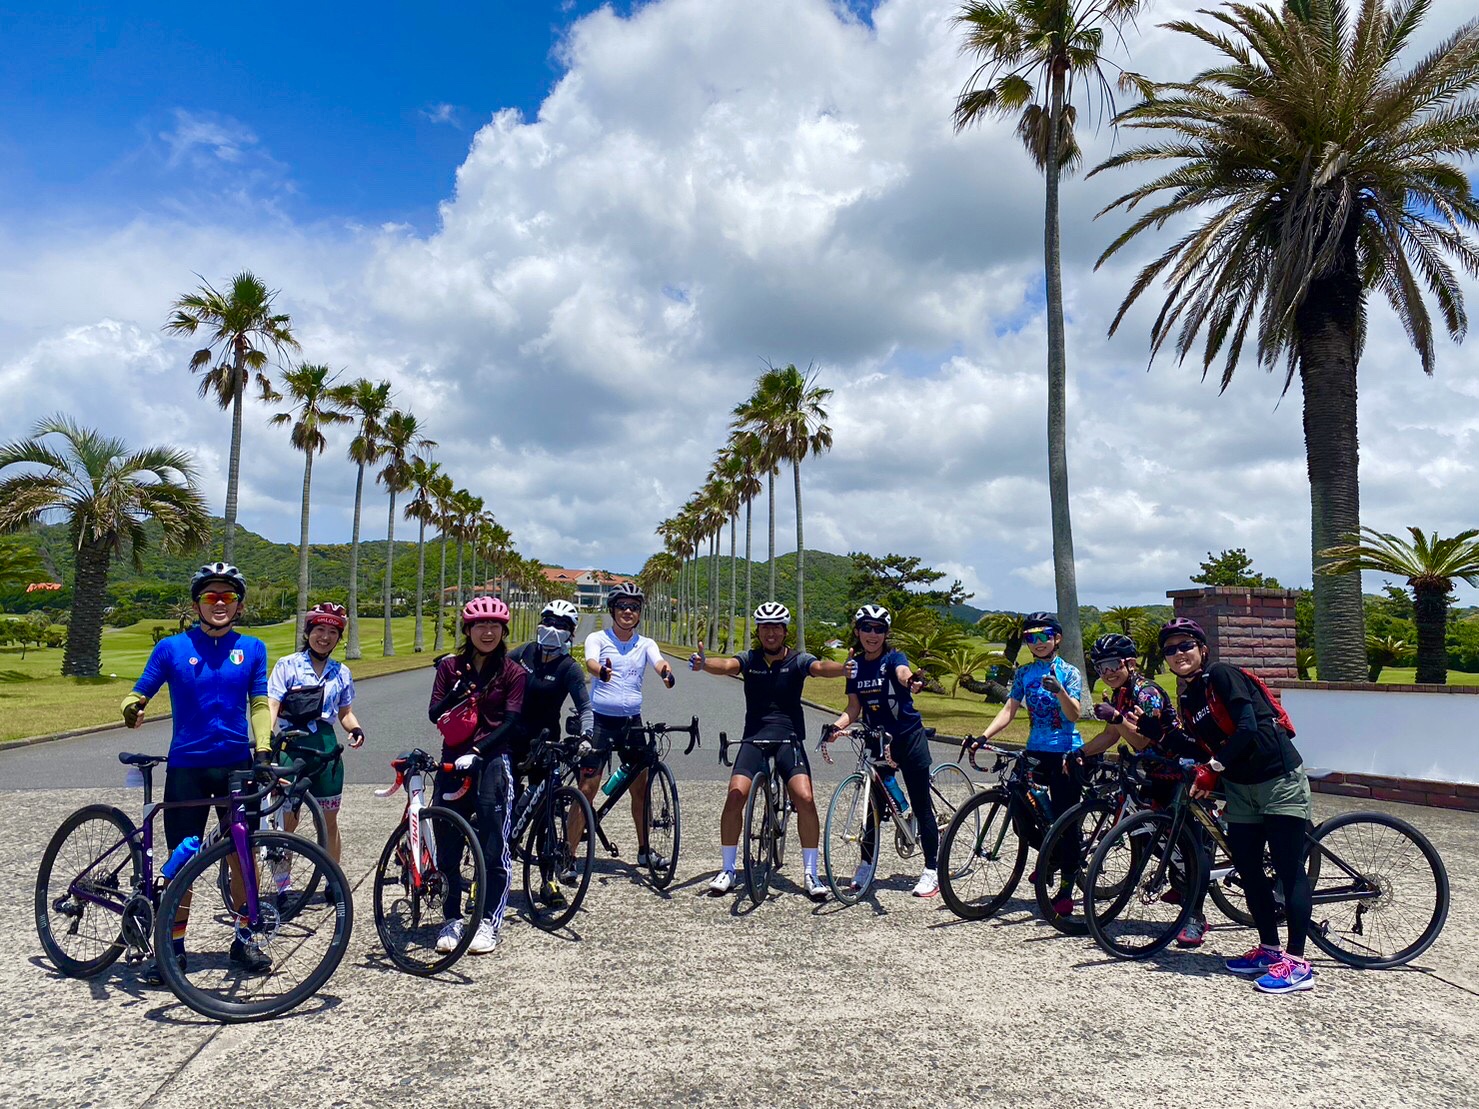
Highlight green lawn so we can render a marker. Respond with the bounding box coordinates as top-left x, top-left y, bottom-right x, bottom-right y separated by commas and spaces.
0, 617, 437, 745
